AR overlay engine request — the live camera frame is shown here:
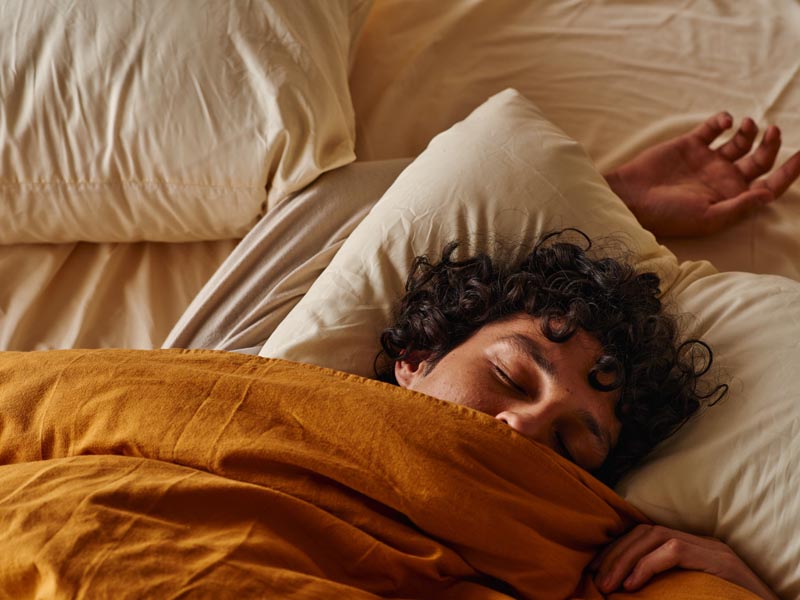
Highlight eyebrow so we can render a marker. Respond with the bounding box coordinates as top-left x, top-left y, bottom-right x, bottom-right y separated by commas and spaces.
499, 332, 611, 458
500, 333, 556, 377
576, 408, 611, 458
